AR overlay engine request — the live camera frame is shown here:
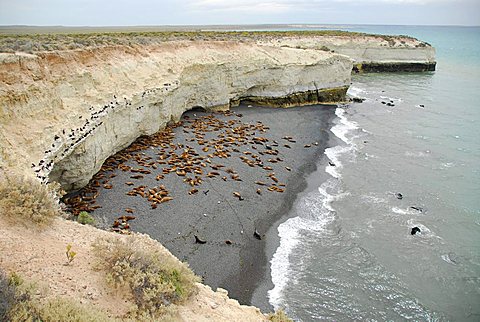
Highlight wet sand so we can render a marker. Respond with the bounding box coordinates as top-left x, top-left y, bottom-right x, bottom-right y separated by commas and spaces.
72, 103, 336, 307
